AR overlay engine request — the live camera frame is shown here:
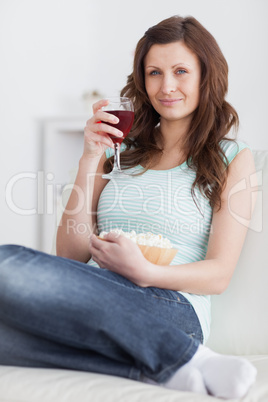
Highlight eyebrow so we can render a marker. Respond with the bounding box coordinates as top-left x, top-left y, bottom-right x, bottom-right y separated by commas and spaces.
145, 63, 191, 69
